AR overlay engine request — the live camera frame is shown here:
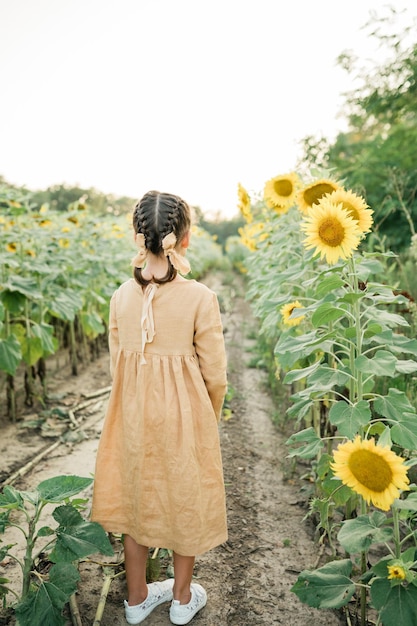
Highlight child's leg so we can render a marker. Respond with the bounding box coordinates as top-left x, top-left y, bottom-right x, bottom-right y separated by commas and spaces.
123, 534, 149, 605
172, 552, 195, 604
